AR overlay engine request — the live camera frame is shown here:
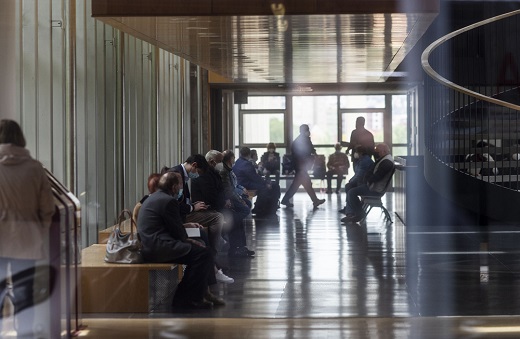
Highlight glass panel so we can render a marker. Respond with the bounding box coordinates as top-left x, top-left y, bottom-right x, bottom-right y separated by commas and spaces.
341, 112, 384, 146
241, 96, 286, 109
392, 95, 408, 145
292, 96, 338, 144
340, 95, 385, 109
242, 113, 285, 144
393, 146, 408, 157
